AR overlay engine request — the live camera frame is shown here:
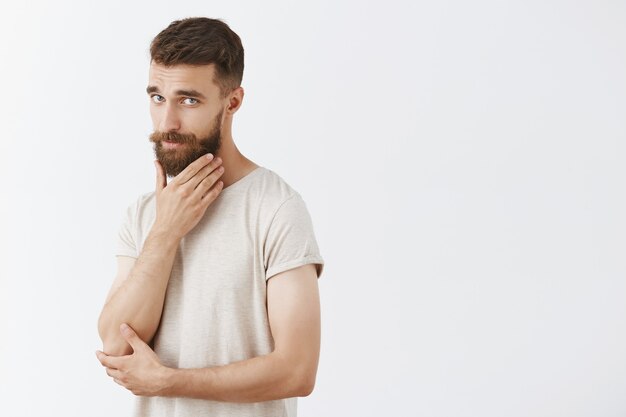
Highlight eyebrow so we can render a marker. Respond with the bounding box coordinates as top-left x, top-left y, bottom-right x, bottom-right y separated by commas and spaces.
146, 85, 207, 100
